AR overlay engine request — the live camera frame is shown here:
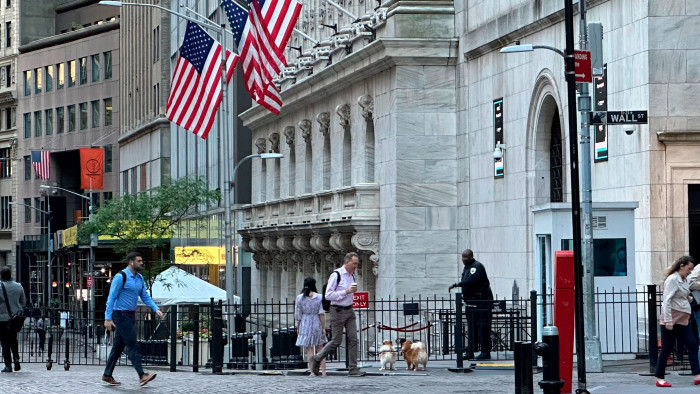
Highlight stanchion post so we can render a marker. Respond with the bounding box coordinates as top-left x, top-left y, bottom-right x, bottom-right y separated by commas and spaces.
455, 292, 464, 369
193, 305, 200, 373
647, 284, 658, 373
170, 305, 177, 372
